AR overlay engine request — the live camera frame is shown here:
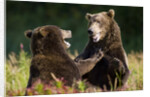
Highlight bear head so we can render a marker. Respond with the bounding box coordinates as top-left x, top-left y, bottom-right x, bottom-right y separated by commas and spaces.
86, 9, 115, 43
25, 25, 72, 55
